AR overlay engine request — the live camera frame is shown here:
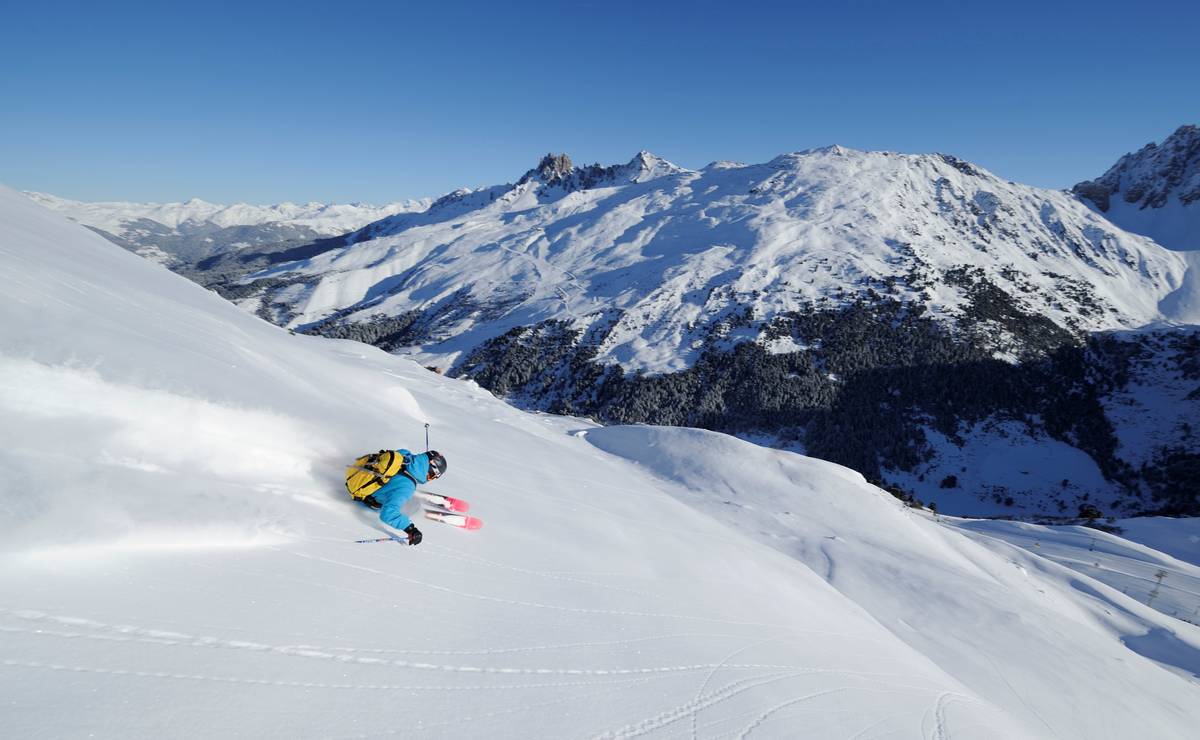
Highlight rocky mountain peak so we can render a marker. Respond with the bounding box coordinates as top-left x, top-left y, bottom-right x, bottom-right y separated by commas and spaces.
1073, 124, 1200, 212
513, 153, 574, 187
531, 153, 575, 184
624, 150, 686, 182
518, 151, 687, 191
